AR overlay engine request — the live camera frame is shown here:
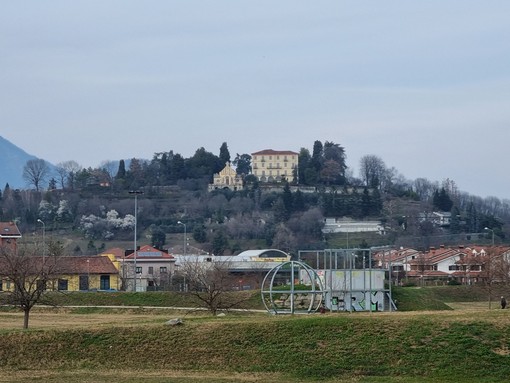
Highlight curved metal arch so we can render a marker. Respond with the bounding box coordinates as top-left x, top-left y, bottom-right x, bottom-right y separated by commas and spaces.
261, 260, 325, 315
